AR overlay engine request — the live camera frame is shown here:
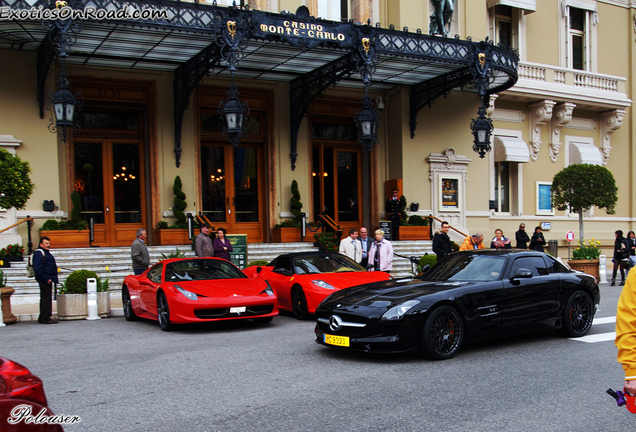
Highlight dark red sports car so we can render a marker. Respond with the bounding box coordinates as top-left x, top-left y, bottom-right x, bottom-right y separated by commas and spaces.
243, 252, 392, 319
122, 258, 278, 331
0, 357, 65, 432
